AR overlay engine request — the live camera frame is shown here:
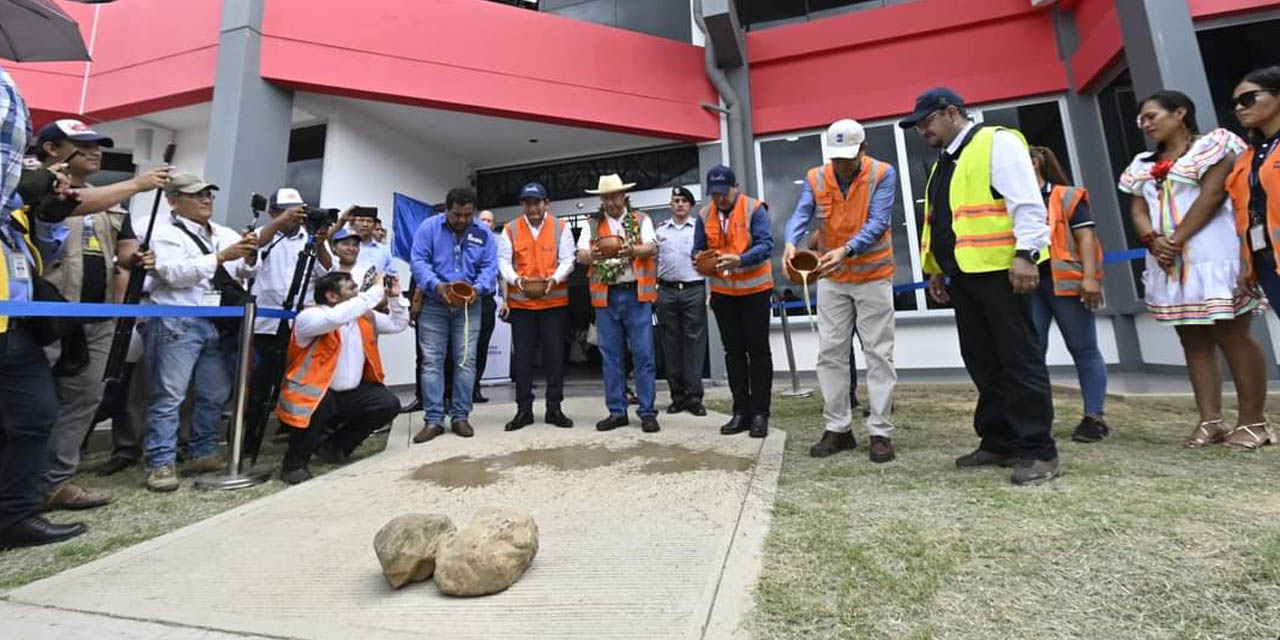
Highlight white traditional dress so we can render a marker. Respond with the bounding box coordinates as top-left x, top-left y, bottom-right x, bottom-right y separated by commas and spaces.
1119, 128, 1261, 325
